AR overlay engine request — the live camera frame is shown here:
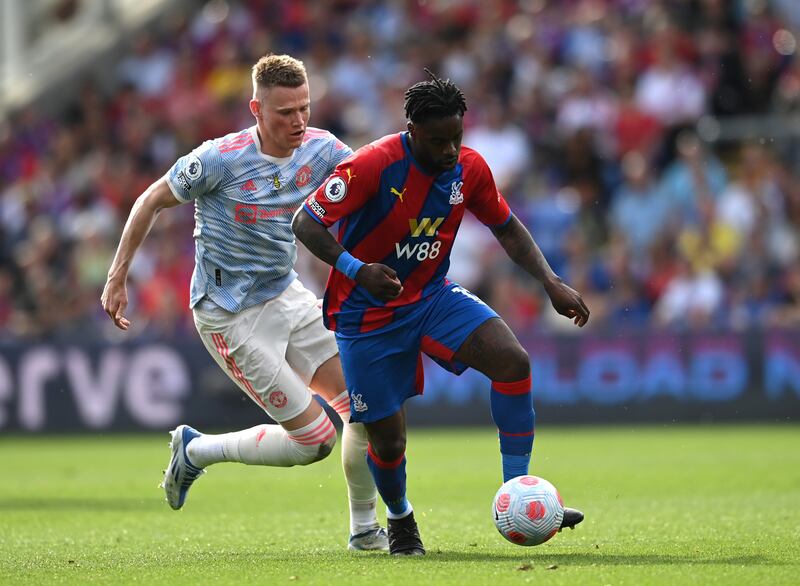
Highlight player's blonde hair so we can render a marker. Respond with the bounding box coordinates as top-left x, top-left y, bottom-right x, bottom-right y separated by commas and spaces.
252, 54, 307, 97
